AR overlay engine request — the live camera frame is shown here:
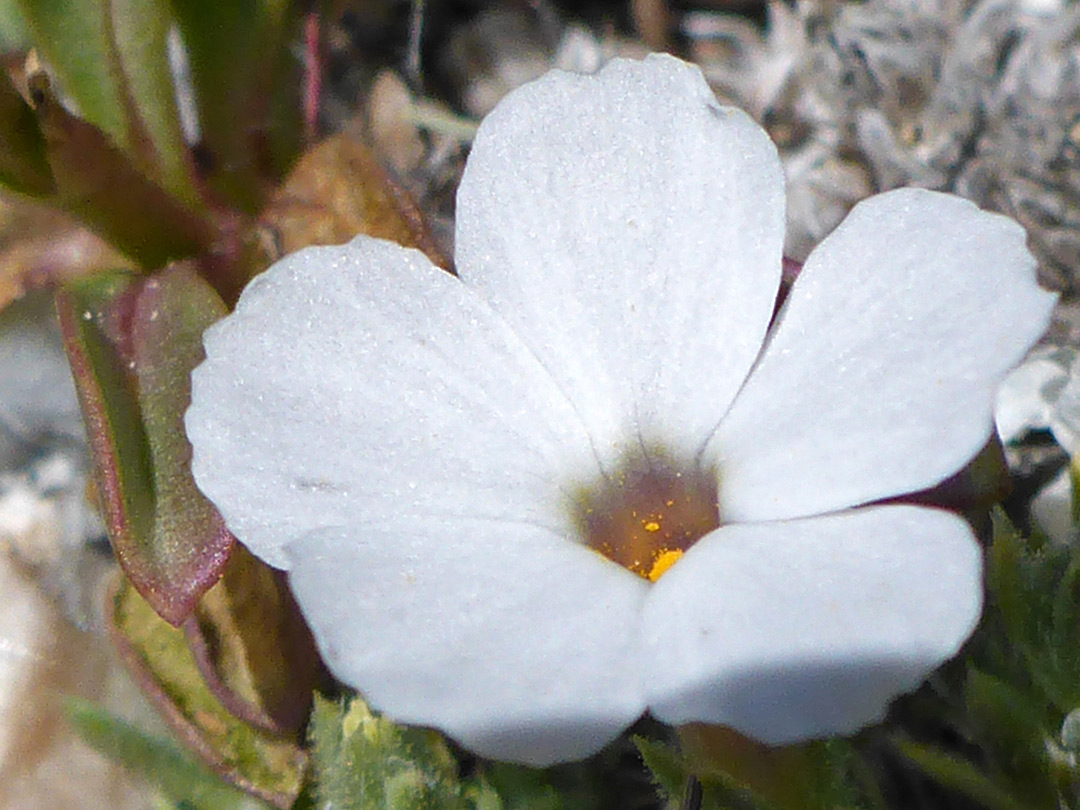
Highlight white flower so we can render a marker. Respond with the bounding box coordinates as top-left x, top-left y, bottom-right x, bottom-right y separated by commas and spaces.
995, 346, 1080, 544
186, 54, 1056, 766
